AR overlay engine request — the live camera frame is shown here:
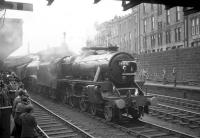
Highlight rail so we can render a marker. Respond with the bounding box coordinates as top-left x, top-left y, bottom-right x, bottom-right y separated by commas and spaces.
31, 99, 95, 138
